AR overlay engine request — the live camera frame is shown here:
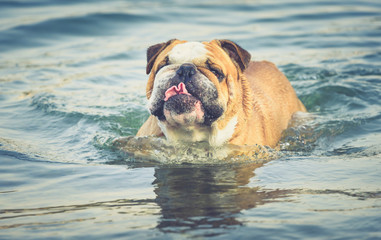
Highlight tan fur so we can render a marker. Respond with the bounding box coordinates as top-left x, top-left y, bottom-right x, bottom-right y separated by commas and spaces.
137, 40, 306, 148
136, 115, 164, 137
229, 61, 306, 147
